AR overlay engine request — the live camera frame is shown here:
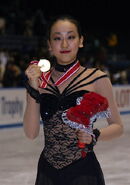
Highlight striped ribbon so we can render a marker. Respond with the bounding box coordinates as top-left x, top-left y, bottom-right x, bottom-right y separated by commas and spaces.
30, 60, 80, 88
